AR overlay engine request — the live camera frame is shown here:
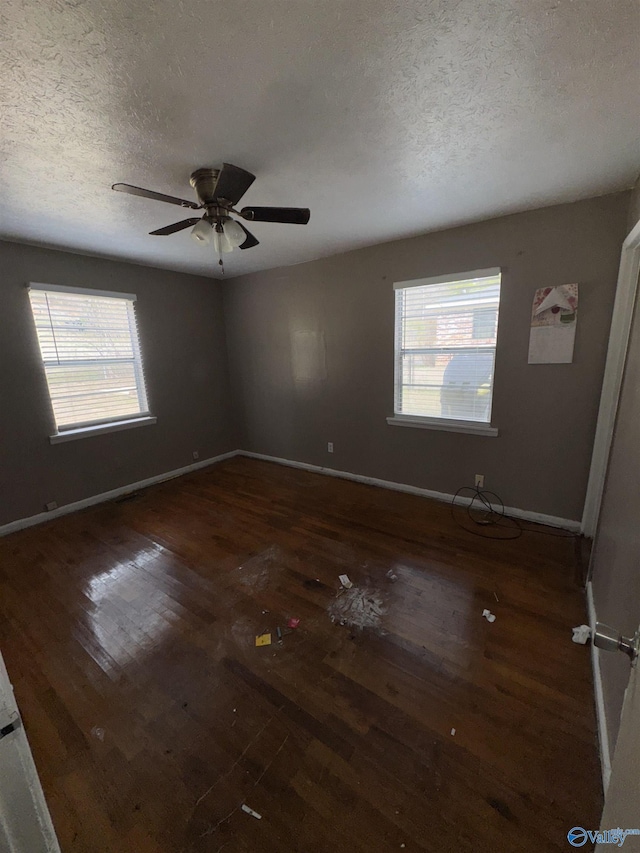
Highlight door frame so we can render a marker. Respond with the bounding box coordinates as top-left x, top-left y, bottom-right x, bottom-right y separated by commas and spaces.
0, 653, 61, 852
582, 218, 640, 538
